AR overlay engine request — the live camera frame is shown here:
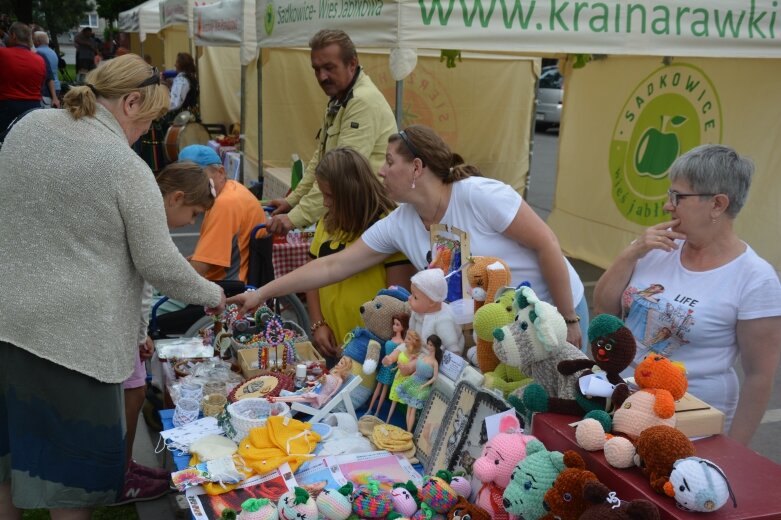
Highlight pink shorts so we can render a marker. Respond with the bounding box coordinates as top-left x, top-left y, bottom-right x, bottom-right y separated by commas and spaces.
123, 354, 147, 390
